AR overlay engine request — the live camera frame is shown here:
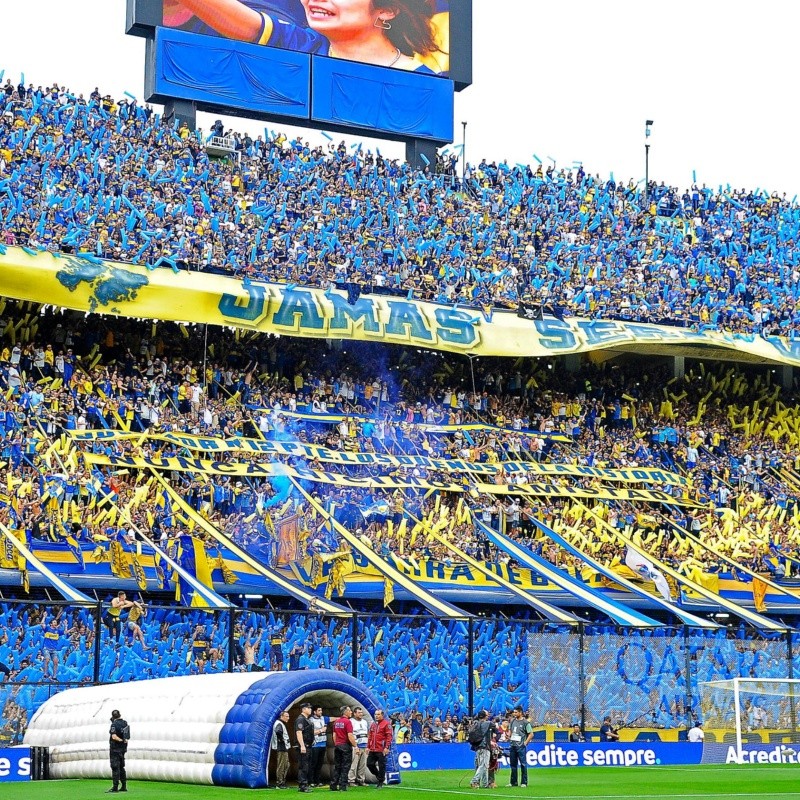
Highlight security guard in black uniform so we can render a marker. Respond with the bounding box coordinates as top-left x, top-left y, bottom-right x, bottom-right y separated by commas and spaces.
107, 709, 130, 793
